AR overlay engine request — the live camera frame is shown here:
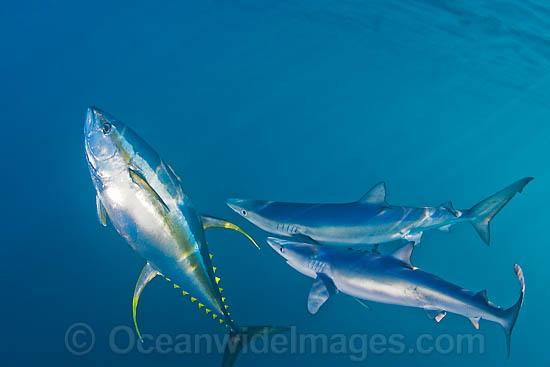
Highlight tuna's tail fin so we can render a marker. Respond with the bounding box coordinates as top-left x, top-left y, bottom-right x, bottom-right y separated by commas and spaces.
466, 177, 533, 245
500, 264, 525, 358
223, 326, 290, 367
